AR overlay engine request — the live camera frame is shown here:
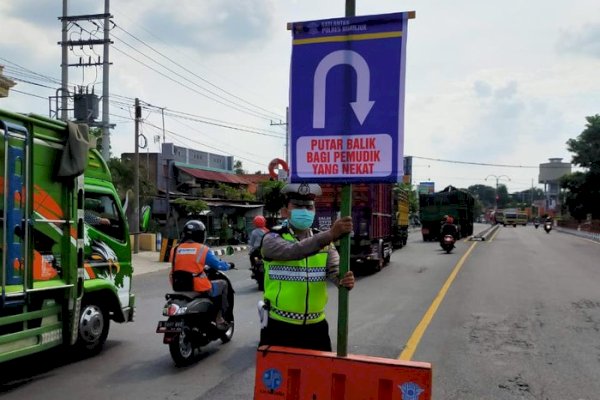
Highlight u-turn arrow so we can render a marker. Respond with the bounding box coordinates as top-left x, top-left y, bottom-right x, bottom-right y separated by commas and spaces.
313, 50, 374, 129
